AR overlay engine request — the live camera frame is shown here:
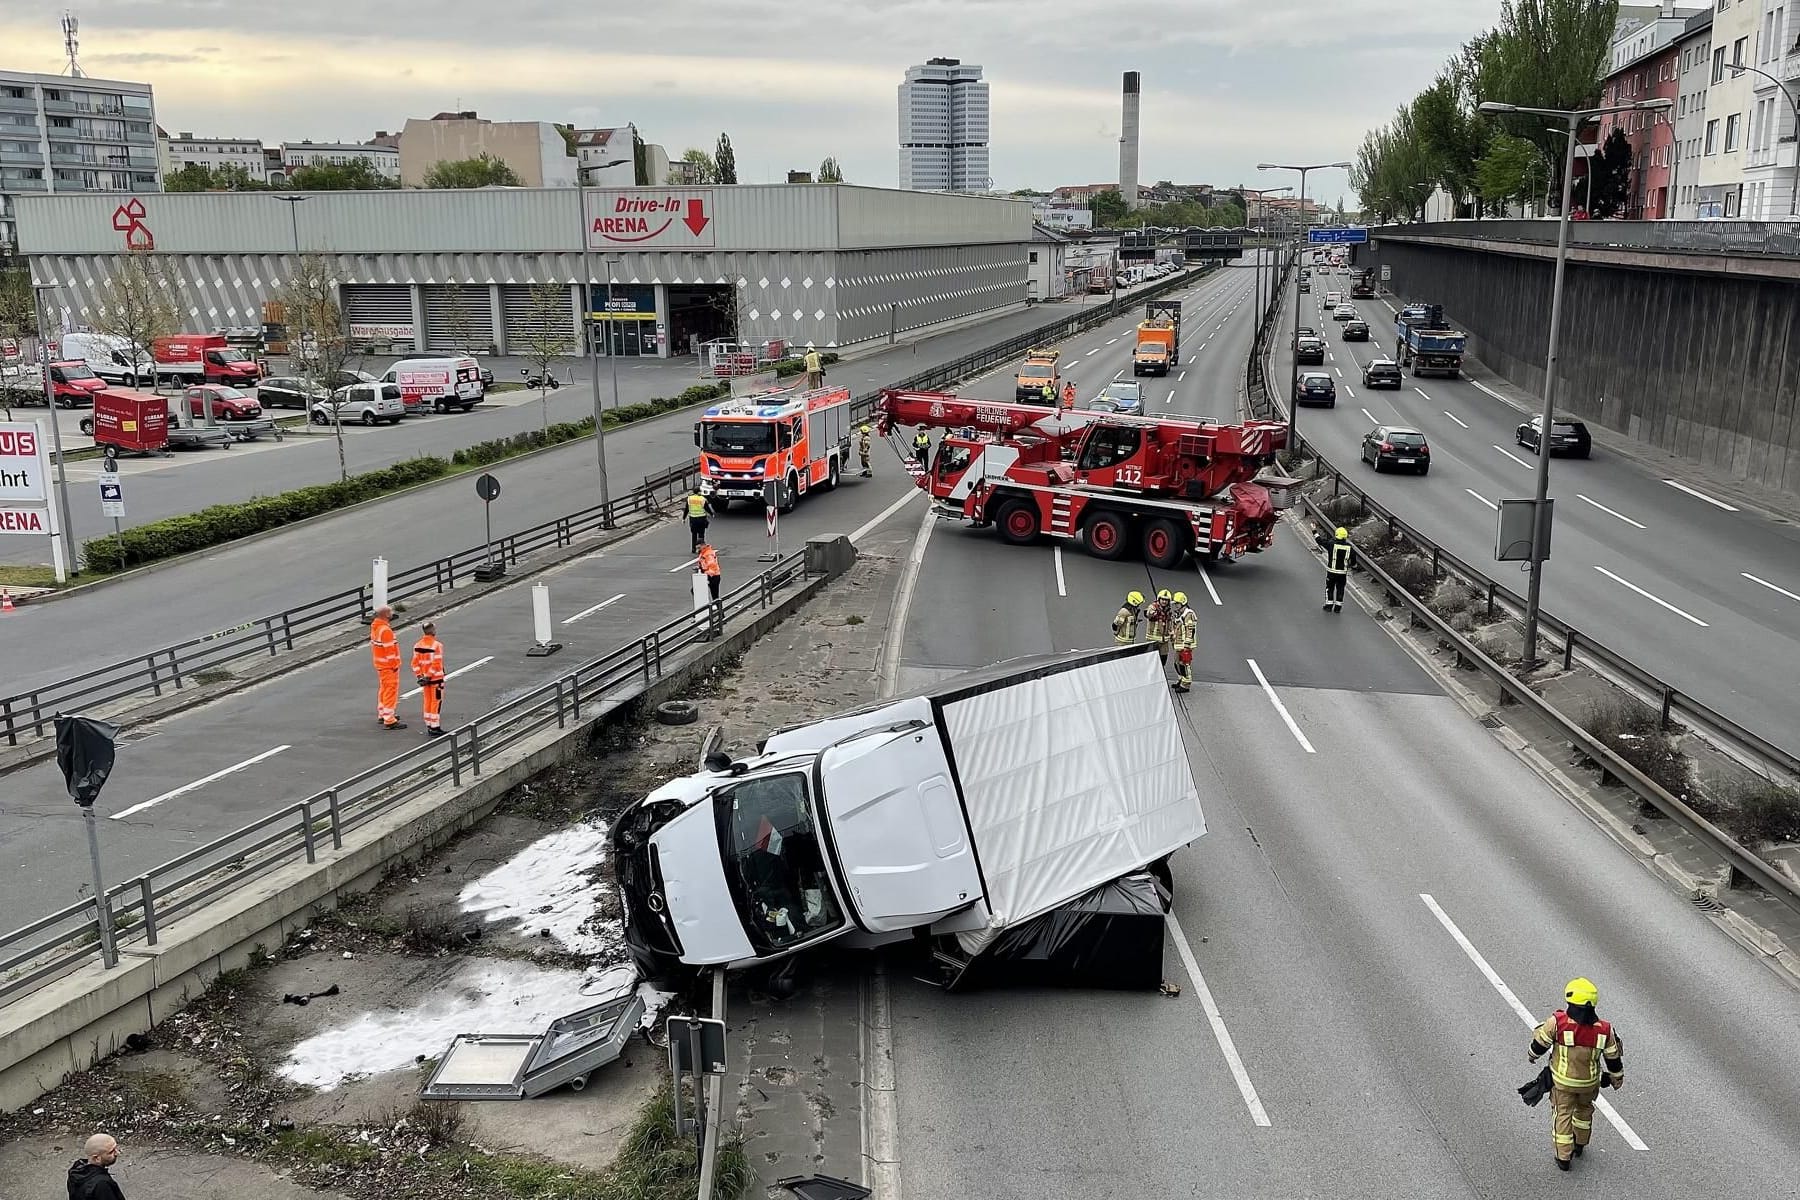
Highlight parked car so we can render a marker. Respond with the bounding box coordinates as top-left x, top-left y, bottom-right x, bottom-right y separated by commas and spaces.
312, 382, 407, 426
1296, 336, 1327, 365
1517, 414, 1592, 458
320, 369, 381, 391
1295, 372, 1337, 407
1362, 358, 1403, 389
1342, 319, 1370, 341
60, 331, 153, 386
1093, 380, 1144, 415
256, 376, 330, 408
1362, 426, 1431, 474
180, 384, 264, 421
1332, 303, 1357, 322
